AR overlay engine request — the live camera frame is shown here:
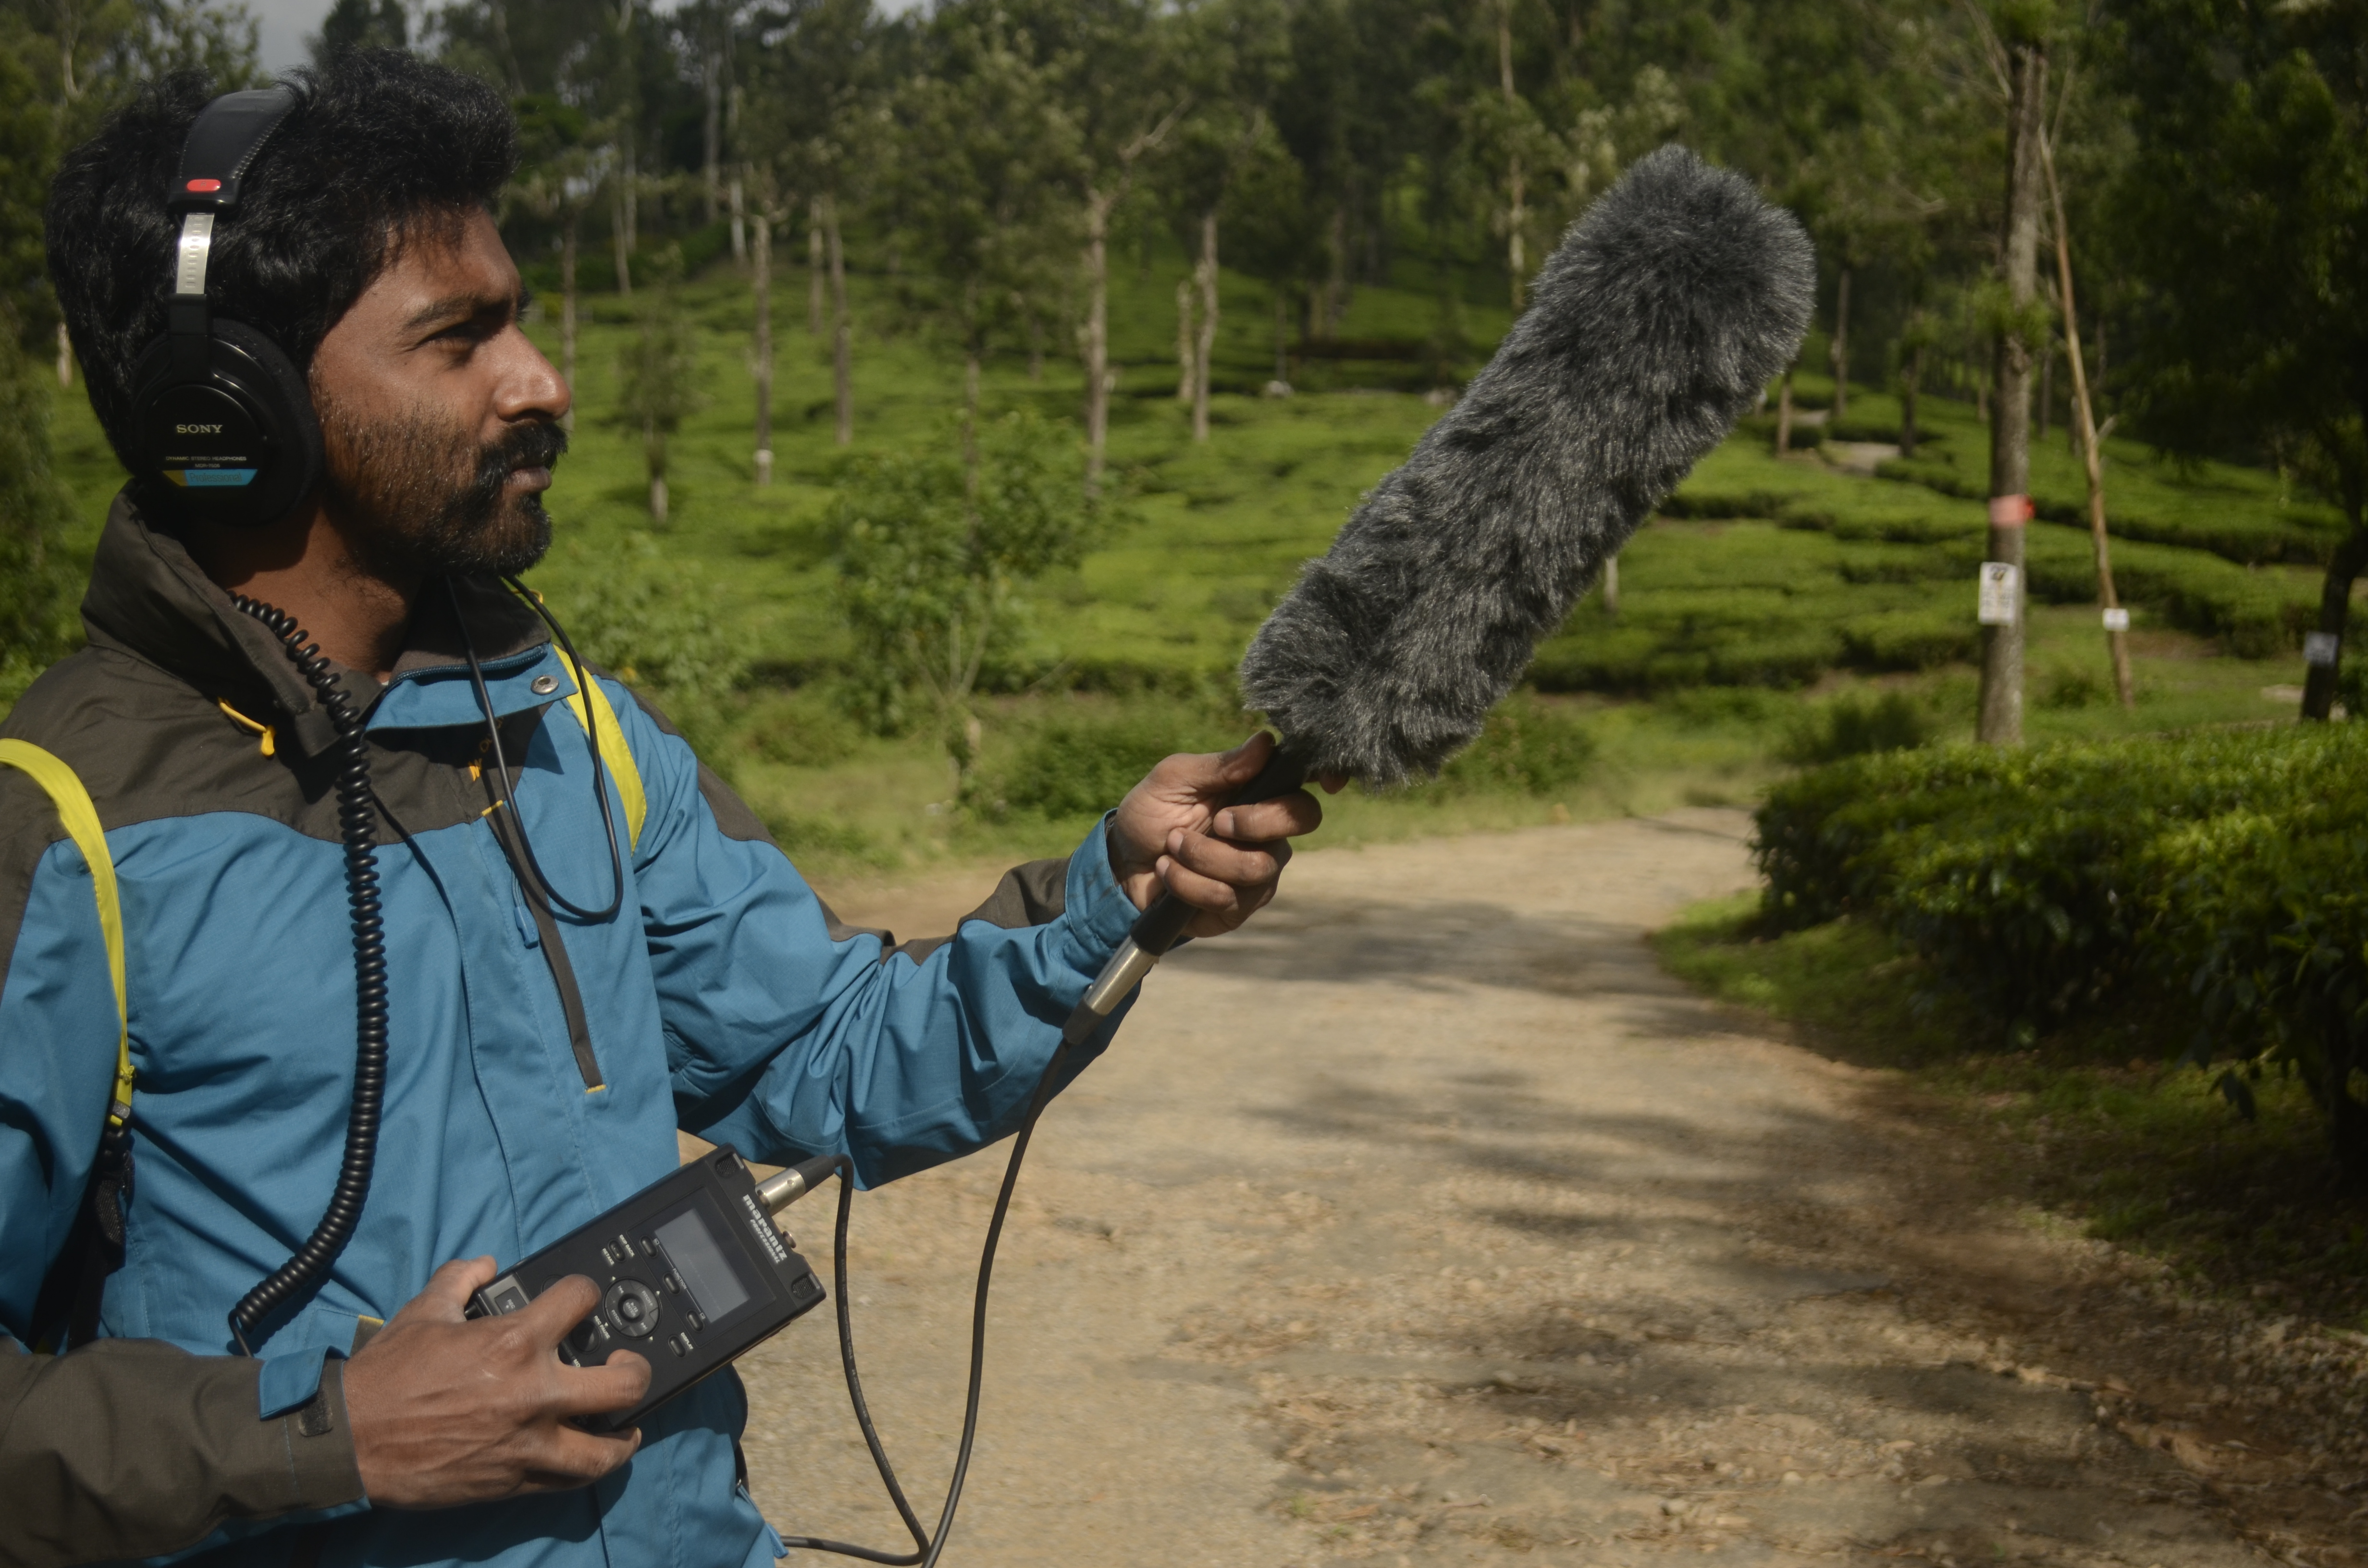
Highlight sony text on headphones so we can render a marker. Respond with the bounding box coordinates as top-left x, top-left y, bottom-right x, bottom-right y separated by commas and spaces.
127, 86, 326, 528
